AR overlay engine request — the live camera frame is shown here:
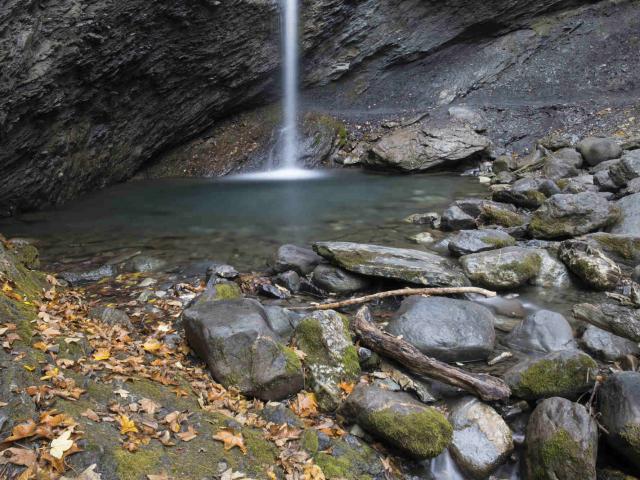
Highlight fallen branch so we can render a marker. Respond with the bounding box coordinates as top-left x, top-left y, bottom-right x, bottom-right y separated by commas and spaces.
291, 286, 496, 311
573, 303, 640, 342
353, 306, 511, 401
